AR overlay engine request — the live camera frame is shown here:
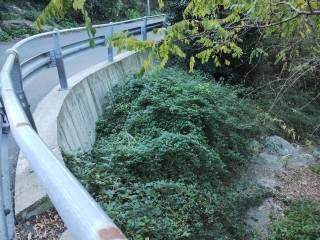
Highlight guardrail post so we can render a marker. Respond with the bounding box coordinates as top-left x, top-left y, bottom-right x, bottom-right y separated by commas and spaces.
8, 50, 37, 131
147, 0, 150, 16
141, 16, 148, 40
0, 101, 15, 240
53, 29, 68, 90
163, 14, 167, 27
106, 23, 114, 63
